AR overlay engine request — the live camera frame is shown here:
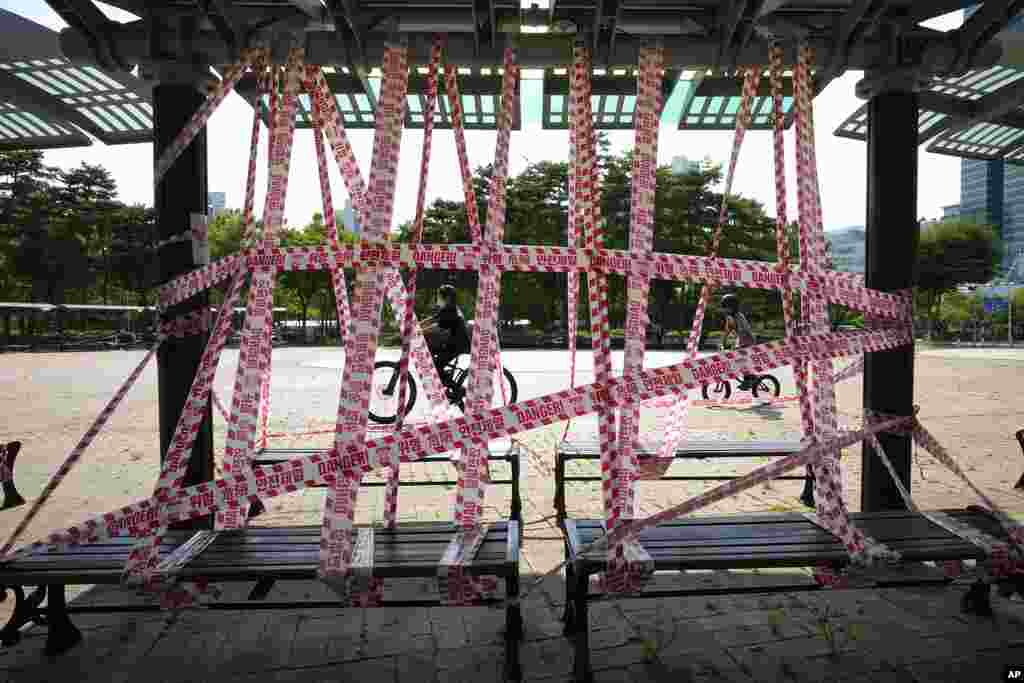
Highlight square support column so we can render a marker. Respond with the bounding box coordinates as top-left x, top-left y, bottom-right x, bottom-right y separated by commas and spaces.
861, 88, 919, 512
153, 81, 214, 530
